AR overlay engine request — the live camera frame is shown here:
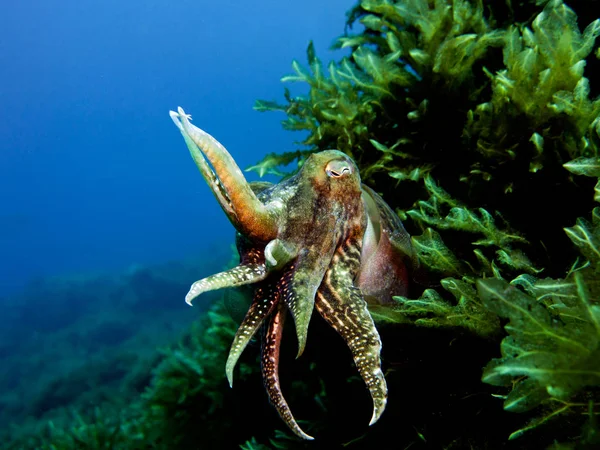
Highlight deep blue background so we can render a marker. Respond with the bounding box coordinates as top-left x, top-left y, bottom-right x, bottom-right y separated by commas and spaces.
0, 0, 353, 295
